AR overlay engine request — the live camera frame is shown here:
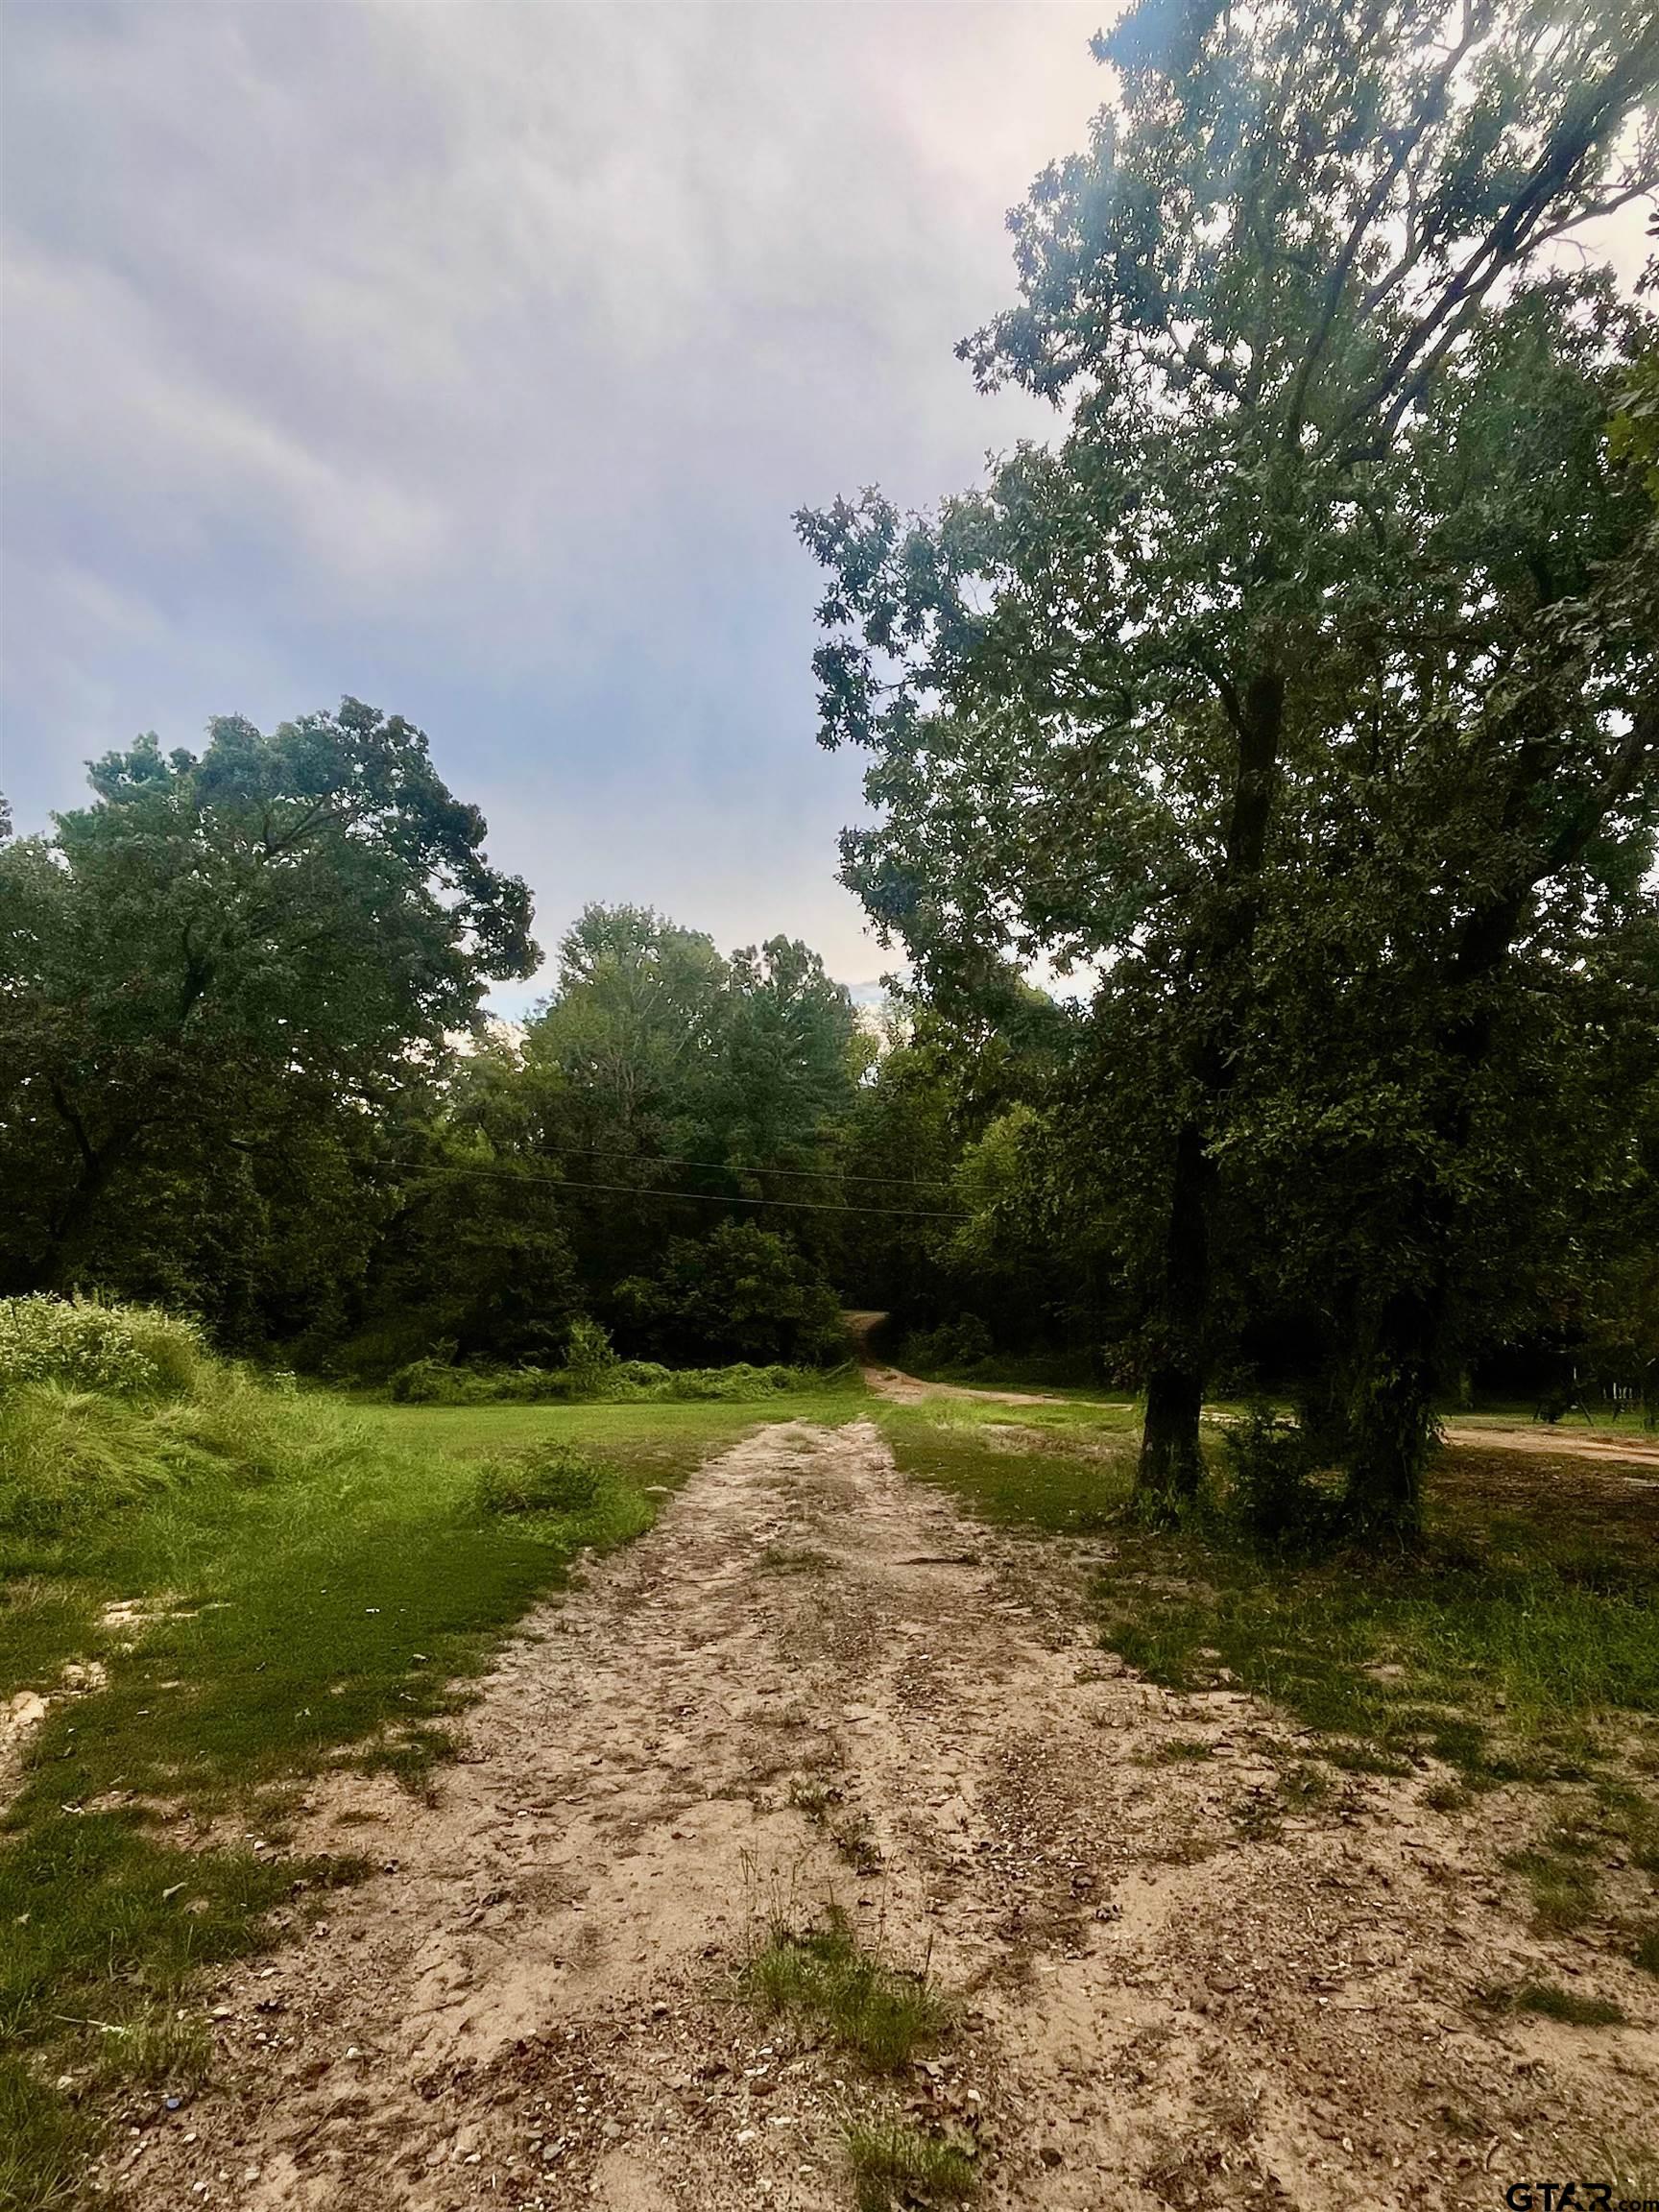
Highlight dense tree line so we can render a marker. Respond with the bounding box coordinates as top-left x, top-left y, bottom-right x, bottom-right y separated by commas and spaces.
1, 681, 1654, 1496
0, 733, 878, 1374
4, 0, 1657, 1544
